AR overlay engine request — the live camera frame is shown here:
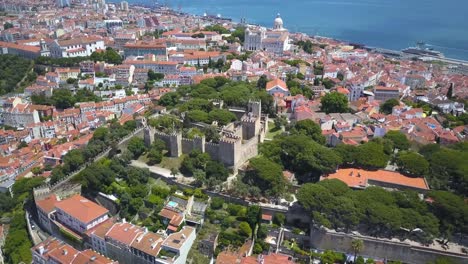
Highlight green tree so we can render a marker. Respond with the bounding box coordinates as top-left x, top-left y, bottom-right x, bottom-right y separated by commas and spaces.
147, 148, 163, 165
239, 221, 253, 237
320, 92, 348, 113
257, 75, 268, 89
355, 141, 389, 169
351, 239, 364, 262
322, 78, 335, 89
127, 137, 147, 159
320, 250, 346, 264
246, 205, 261, 231
62, 149, 85, 172
208, 109, 236, 125
273, 213, 285, 226
187, 110, 210, 123
51, 89, 76, 109
291, 119, 325, 144
384, 130, 410, 150
210, 197, 224, 210
158, 92, 180, 107
380, 98, 400, 114
148, 69, 164, 81
3, 22, 14, 29
395, 151, 429, 176
245, 156, 287, 197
